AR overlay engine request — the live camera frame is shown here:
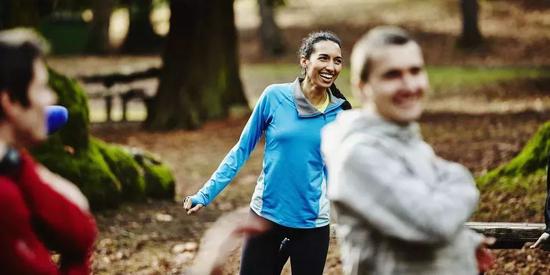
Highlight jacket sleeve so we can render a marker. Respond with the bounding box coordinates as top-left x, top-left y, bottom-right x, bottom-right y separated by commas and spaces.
328, 138, 479, 245
0, 179, 59, 275
191, 88, 274, 206
14, 151, 97, 268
